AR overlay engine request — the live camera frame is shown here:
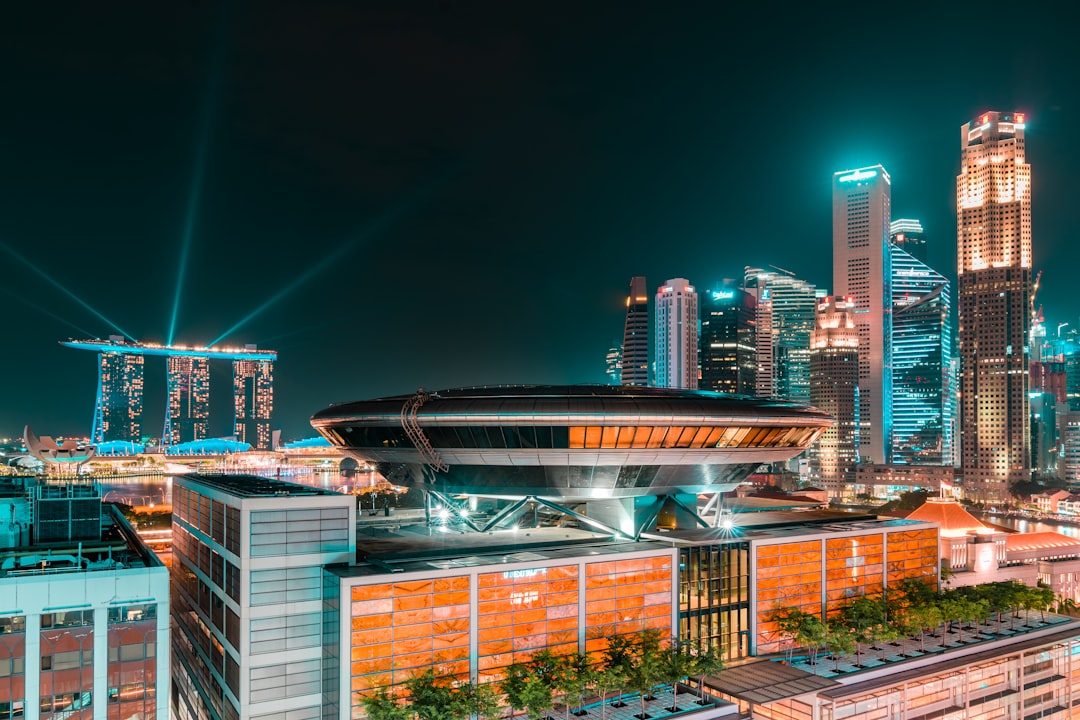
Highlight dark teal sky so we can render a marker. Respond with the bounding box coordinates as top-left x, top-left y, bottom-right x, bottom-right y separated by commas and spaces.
1, 2, 1077, 440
